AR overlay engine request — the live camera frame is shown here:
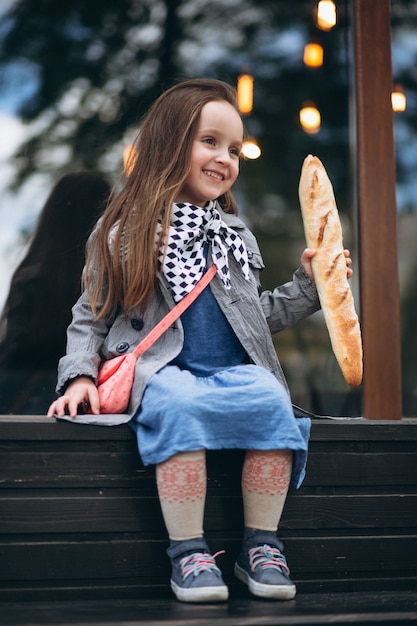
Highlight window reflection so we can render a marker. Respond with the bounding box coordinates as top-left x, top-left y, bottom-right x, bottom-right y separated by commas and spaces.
0, 172, 111, 414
